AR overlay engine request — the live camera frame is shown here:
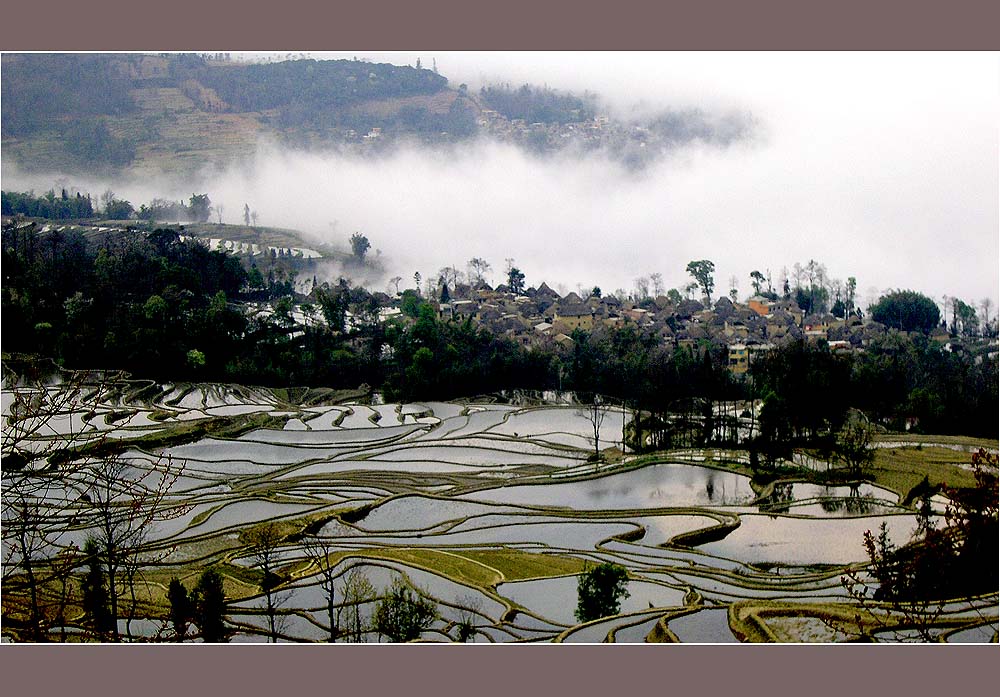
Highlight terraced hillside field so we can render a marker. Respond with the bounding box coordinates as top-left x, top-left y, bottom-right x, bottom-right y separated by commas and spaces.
2, 371, 996, 643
